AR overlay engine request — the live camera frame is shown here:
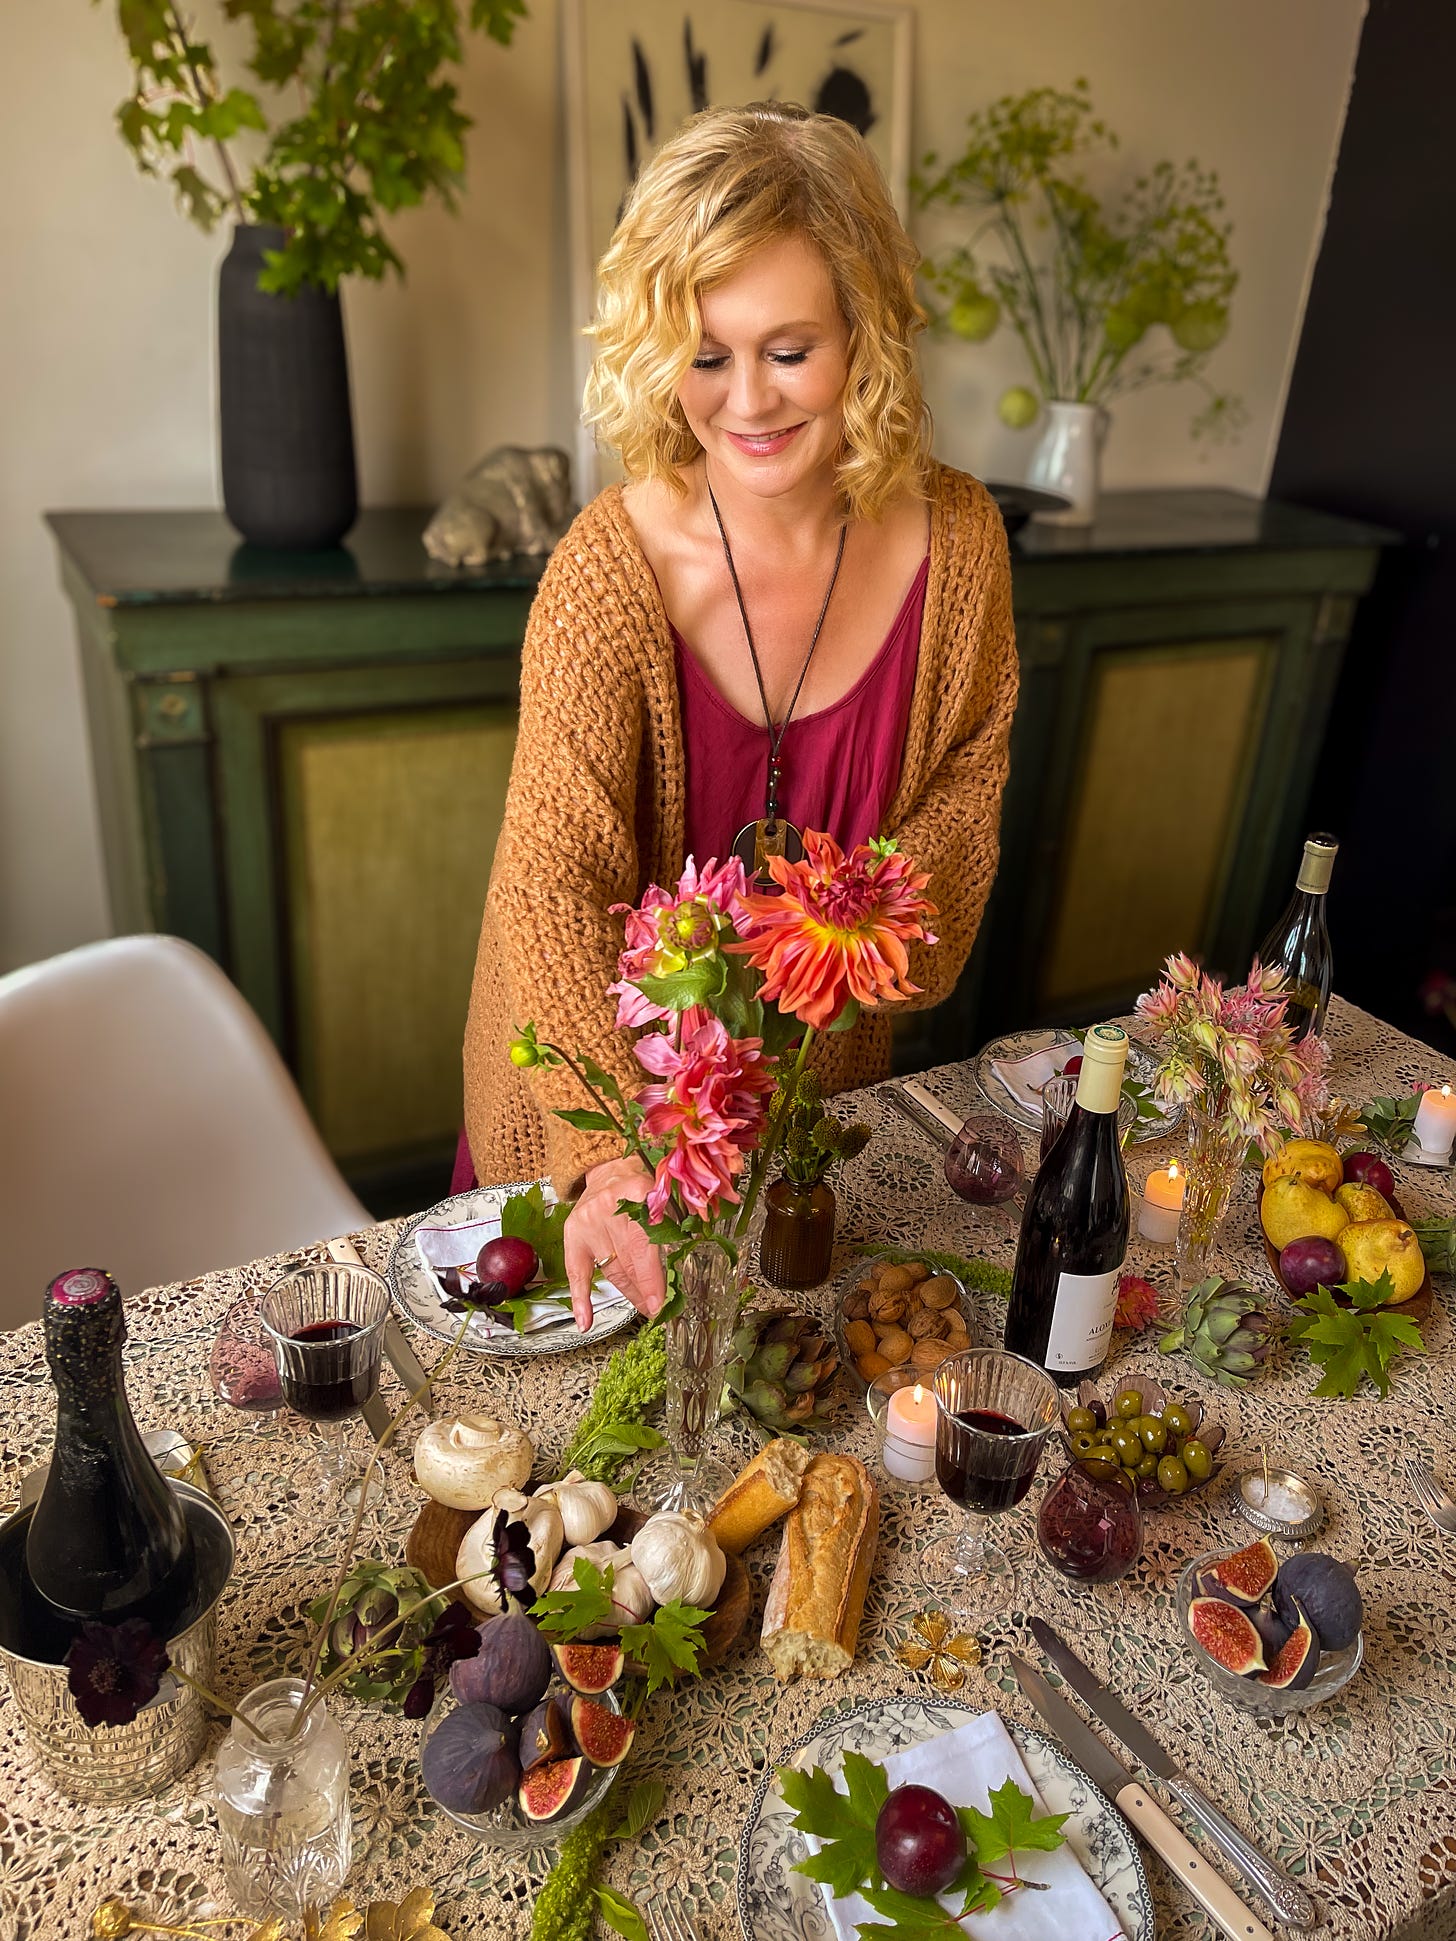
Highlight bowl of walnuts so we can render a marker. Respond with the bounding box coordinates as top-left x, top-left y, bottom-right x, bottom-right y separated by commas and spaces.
834, 1254, 973, 1392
